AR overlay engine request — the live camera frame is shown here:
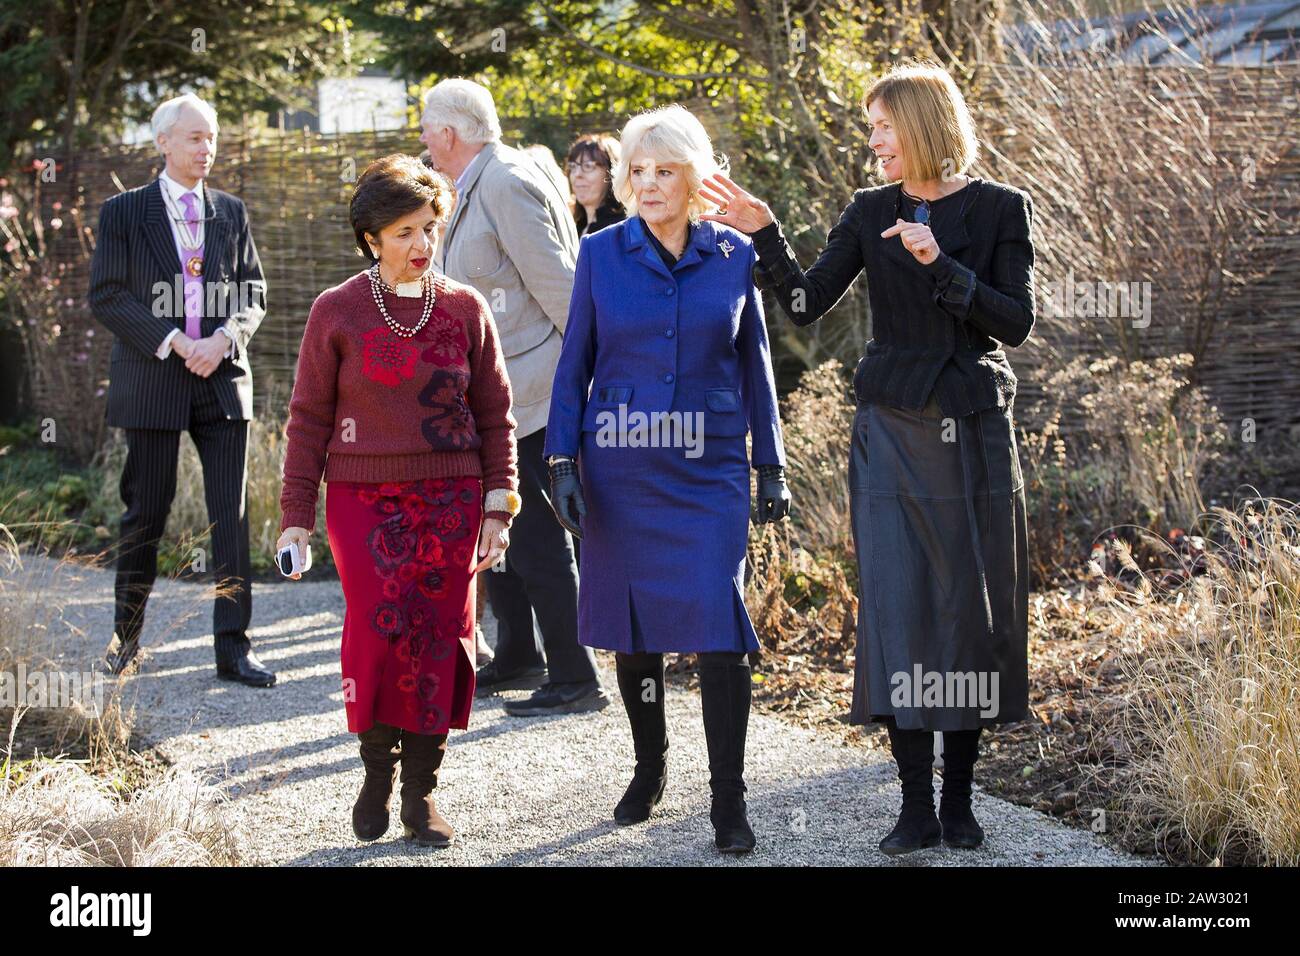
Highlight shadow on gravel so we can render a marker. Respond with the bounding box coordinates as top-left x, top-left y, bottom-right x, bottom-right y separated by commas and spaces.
273, 763, 1018, 868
